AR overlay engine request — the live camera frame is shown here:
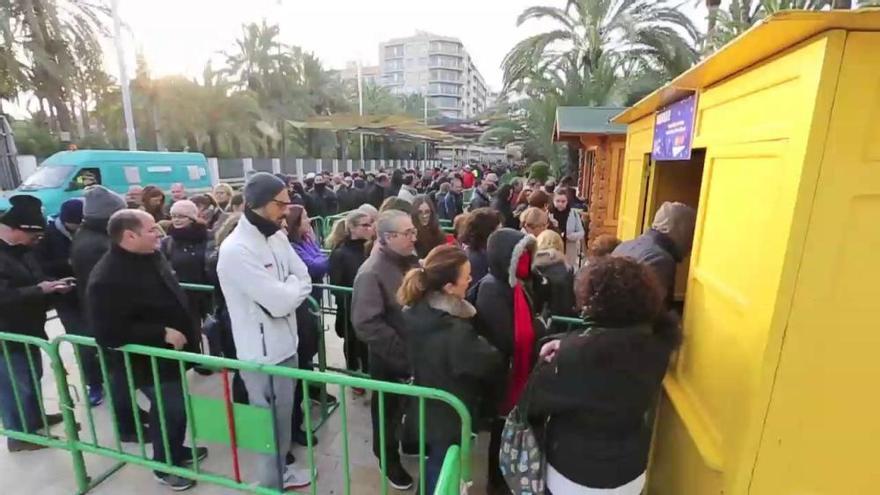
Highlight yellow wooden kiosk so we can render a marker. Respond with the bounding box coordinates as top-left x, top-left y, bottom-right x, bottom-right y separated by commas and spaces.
611, 9, 880, 494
